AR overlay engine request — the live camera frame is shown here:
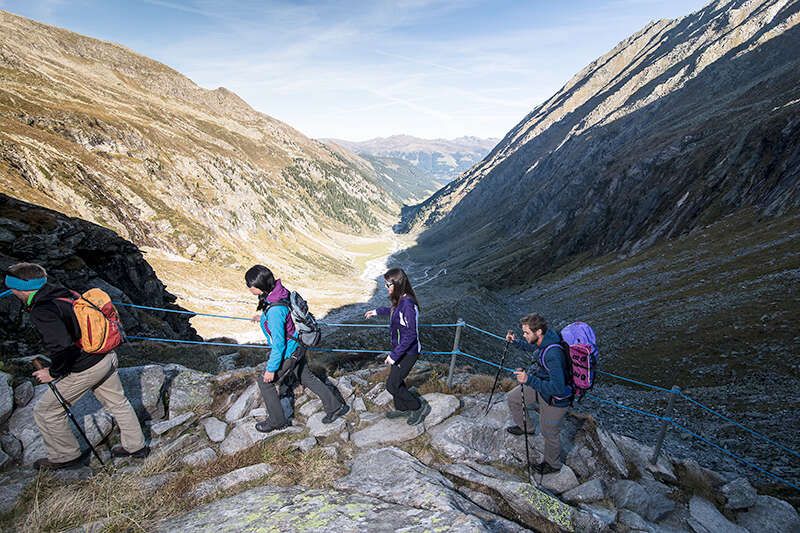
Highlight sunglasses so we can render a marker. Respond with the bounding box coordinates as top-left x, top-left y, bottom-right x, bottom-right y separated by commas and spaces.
384, 281, 393, 289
